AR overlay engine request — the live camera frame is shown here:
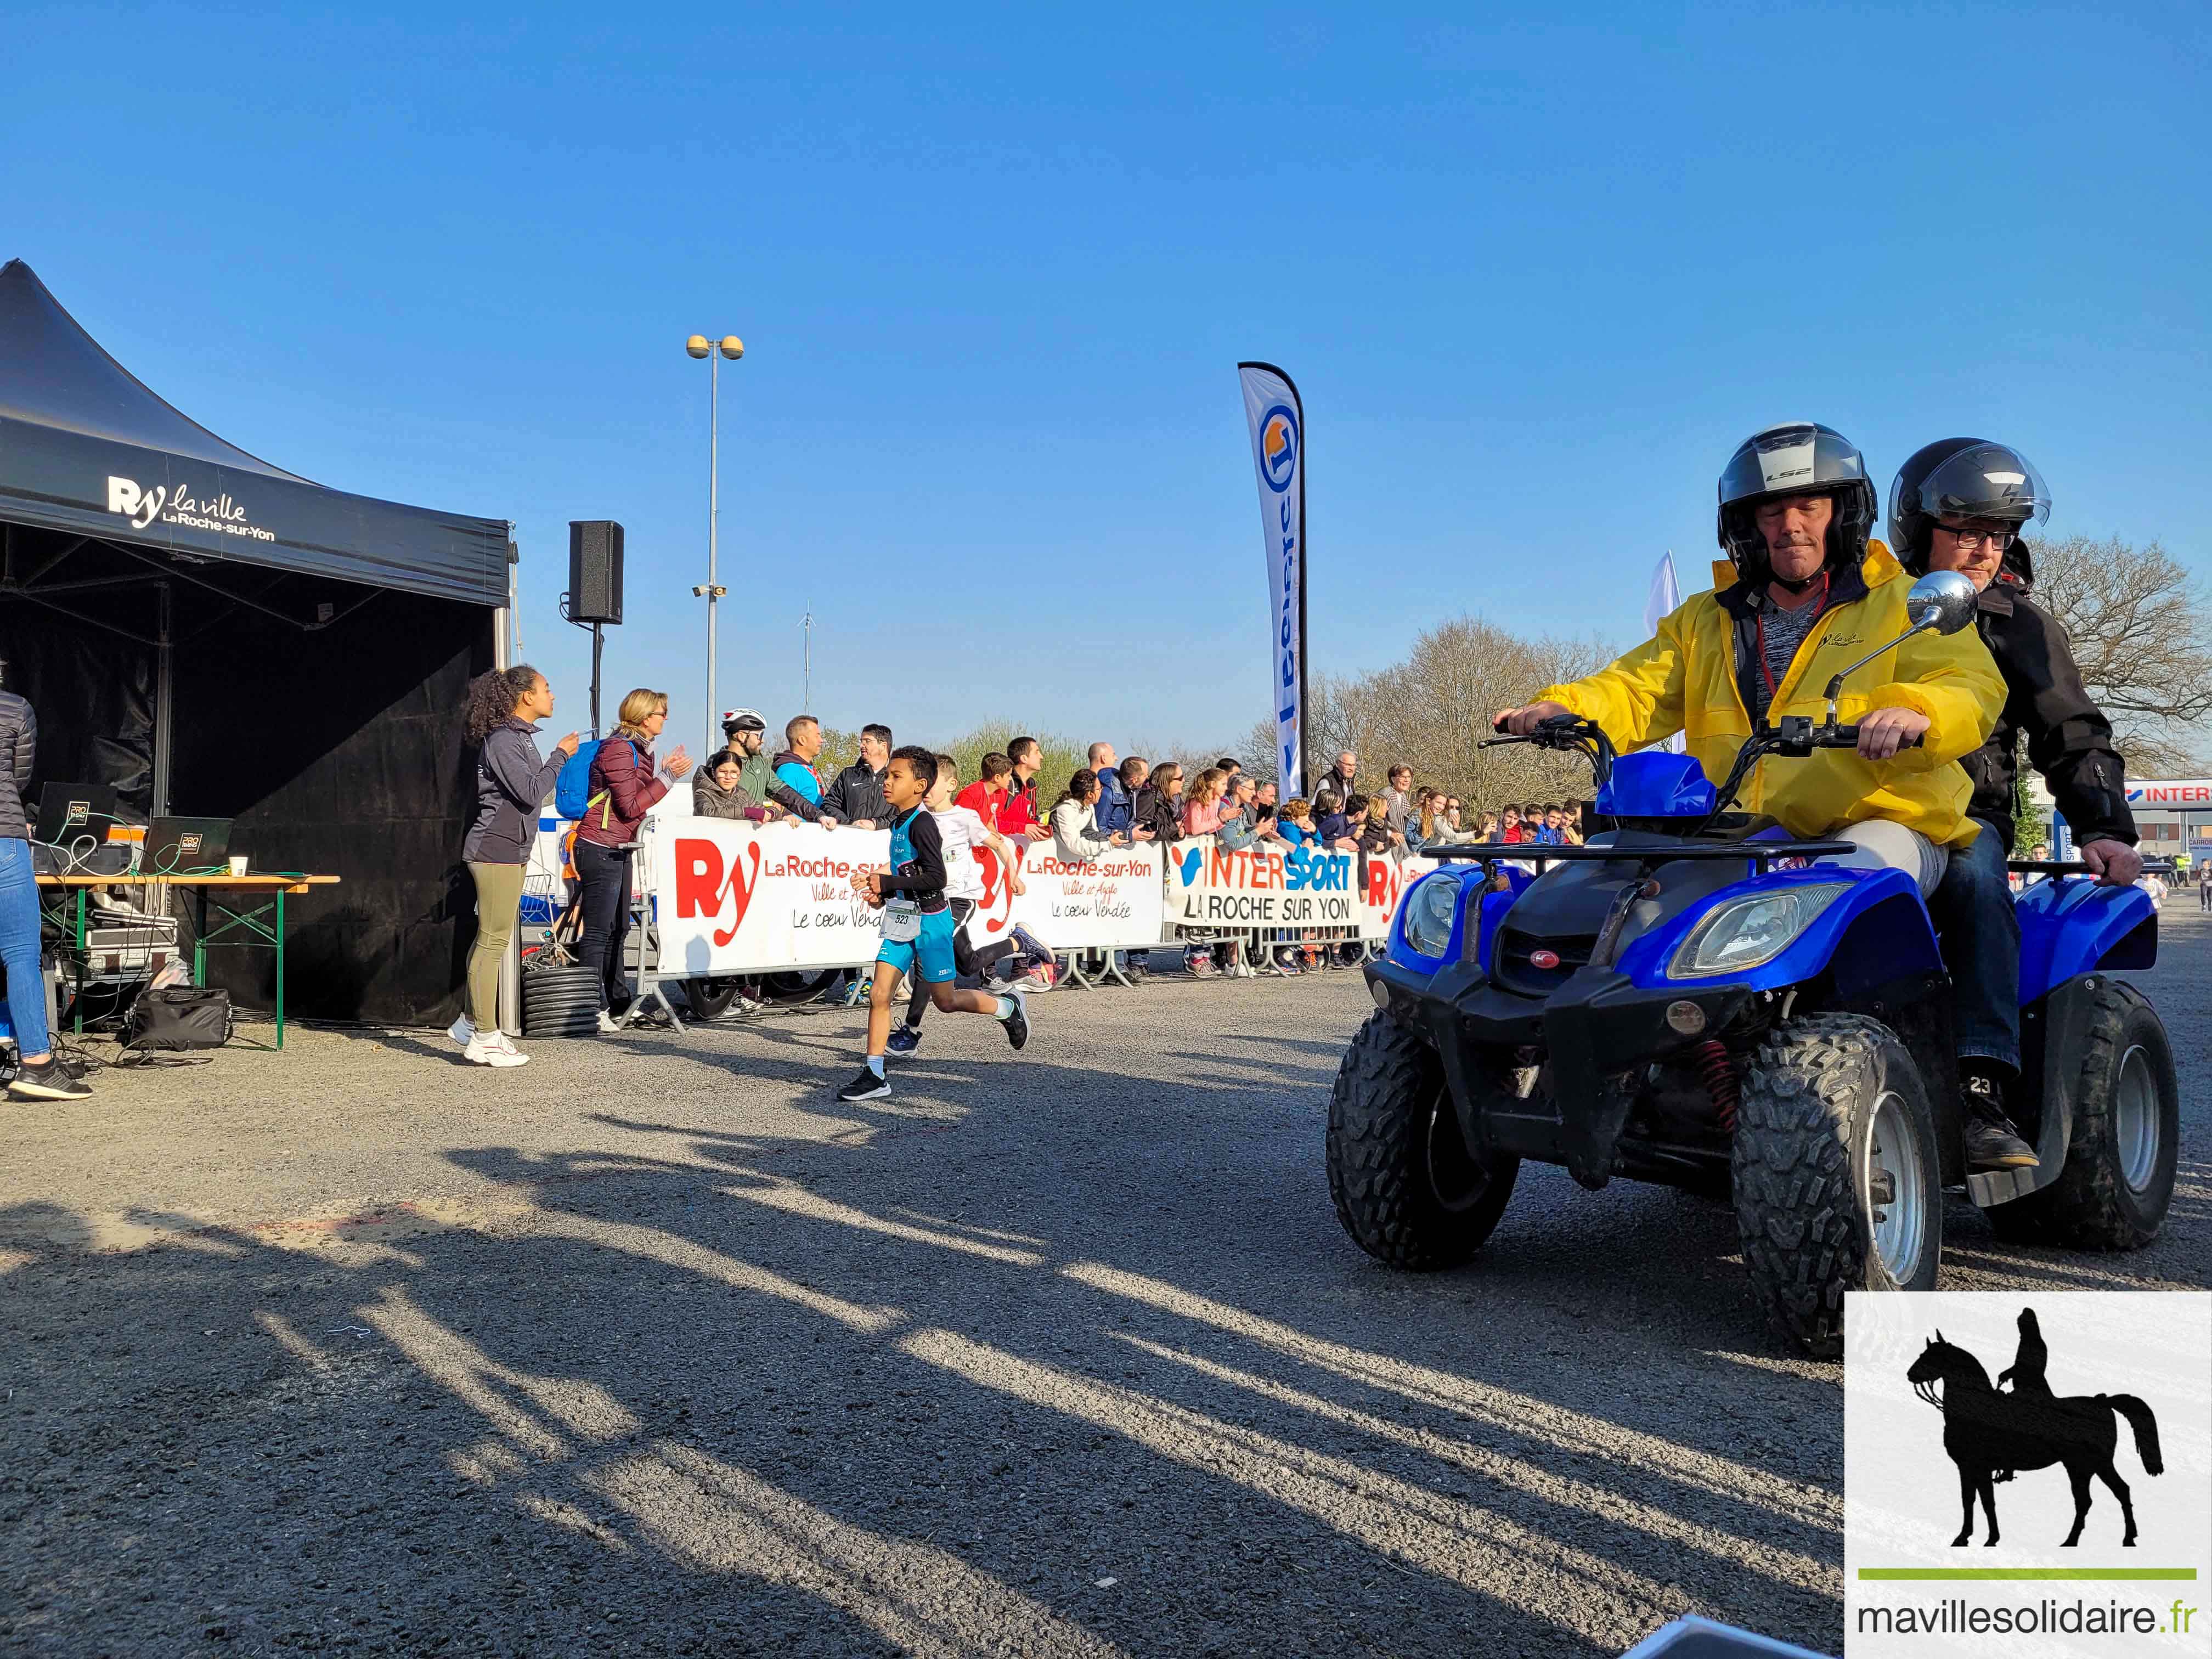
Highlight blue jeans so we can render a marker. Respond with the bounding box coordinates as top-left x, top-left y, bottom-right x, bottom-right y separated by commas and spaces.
0, 838, 52, 1059
1928, 817, 2019, 1074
